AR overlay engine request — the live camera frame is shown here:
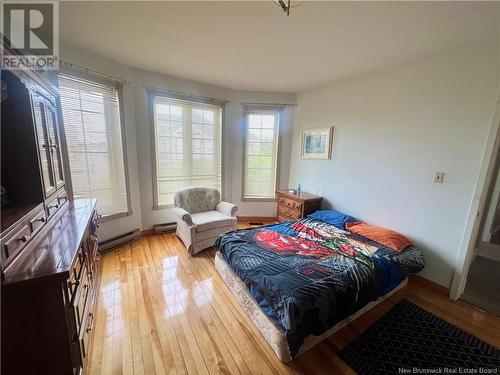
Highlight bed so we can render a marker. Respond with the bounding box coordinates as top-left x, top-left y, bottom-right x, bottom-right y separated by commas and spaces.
214, 215, 425, 362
